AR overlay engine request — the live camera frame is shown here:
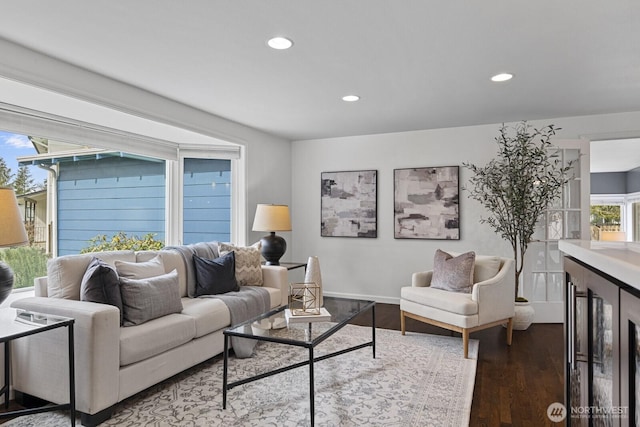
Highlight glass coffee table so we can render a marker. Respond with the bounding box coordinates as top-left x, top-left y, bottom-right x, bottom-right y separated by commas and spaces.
222, 296, 375, 426
0, 308, 75, 426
